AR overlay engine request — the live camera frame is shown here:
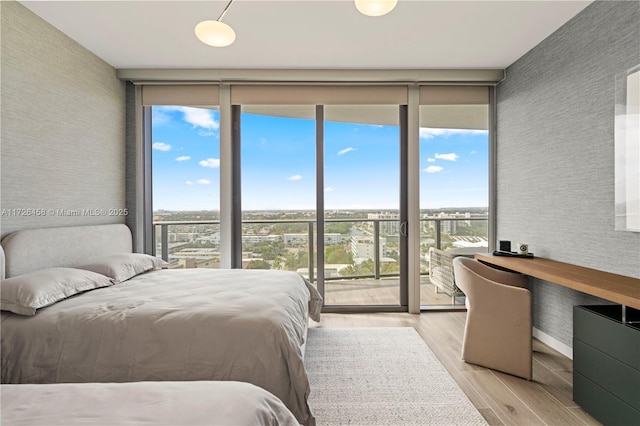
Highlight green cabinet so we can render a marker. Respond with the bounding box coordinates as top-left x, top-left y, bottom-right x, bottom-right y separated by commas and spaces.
573, 305, 640, 426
